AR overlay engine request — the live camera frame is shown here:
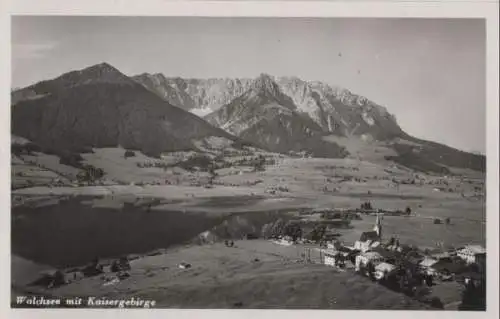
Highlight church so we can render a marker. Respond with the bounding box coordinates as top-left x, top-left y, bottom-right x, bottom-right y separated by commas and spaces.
354, 214, 383, 252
